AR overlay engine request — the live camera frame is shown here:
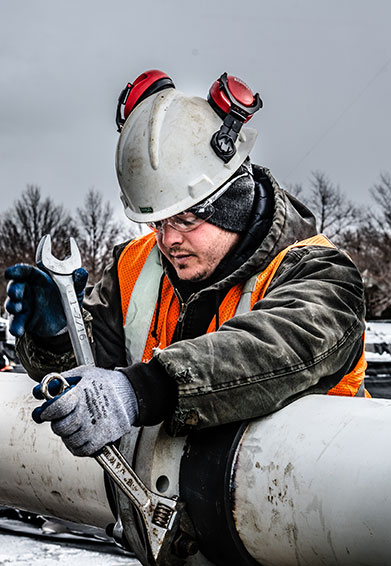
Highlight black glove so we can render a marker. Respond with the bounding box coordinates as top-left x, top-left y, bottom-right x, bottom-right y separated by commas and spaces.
5, 264, 88, 338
